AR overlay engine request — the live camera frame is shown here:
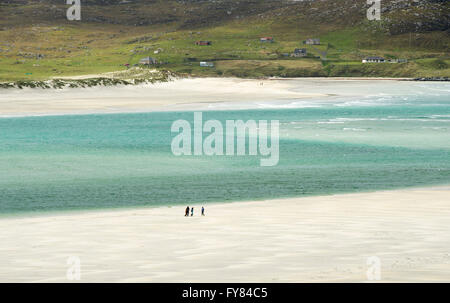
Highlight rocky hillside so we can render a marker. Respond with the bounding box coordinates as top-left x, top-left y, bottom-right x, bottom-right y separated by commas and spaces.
1, 0, 448, 34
